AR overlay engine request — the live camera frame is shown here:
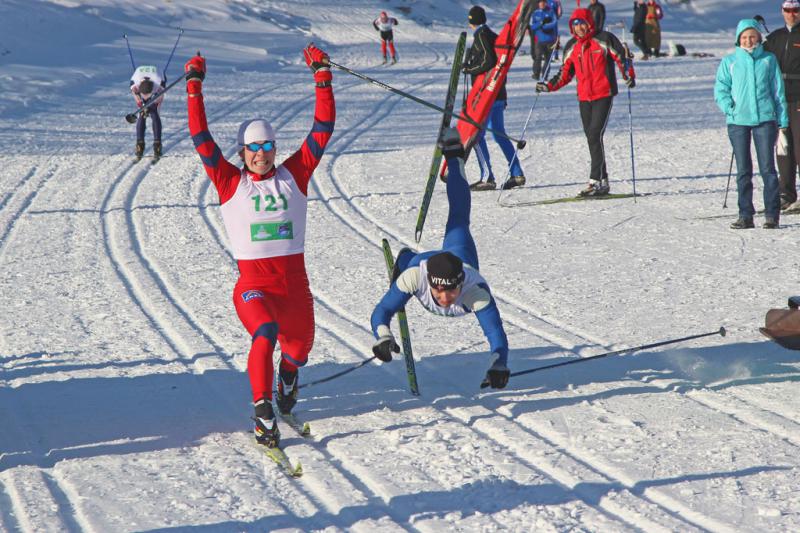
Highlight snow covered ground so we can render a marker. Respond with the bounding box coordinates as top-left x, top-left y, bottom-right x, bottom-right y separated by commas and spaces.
1, 0, 799, 531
